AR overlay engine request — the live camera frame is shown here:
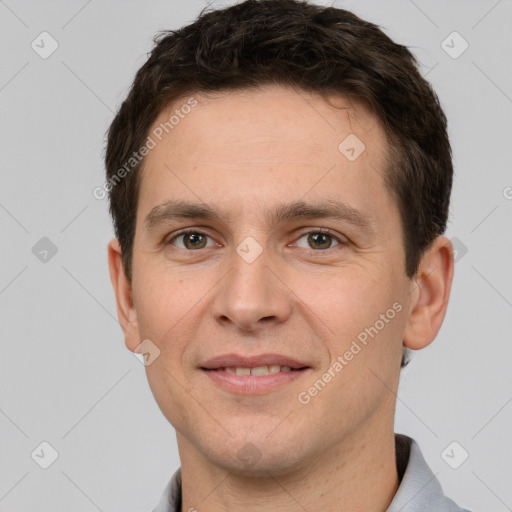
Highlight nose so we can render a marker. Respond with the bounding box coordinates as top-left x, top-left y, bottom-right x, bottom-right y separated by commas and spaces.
210, 244, 292, 332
